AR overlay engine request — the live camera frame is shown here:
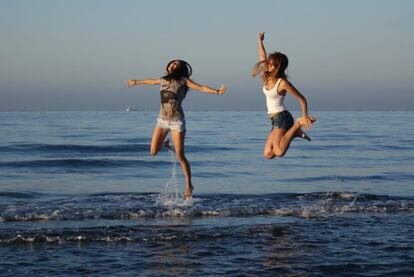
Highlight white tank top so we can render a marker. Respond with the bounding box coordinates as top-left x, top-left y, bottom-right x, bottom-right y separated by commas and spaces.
263, 78, 286, 114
